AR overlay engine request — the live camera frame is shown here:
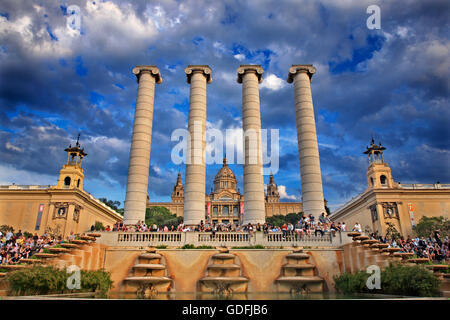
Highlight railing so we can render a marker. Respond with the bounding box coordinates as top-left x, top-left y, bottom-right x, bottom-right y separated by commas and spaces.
399, 183, 450, 190
97, 231, 353, 247
118, 232, 182, 243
